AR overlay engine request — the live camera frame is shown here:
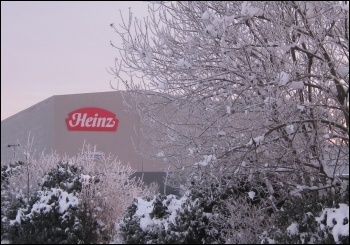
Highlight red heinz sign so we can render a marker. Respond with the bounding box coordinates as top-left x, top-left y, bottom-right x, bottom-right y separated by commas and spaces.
65, 107, 119, 131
